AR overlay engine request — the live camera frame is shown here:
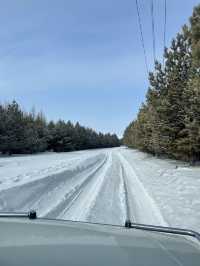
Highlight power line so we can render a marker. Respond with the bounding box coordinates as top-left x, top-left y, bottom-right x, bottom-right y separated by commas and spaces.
135, 0, 149, 76
151, 0, 156, 63
163, 0, 167, 66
